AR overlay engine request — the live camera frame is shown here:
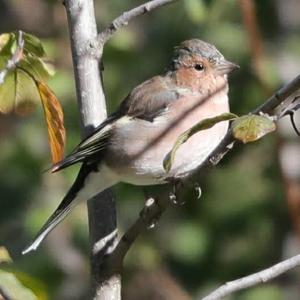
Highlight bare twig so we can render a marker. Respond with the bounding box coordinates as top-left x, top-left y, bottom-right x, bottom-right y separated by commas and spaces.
279, 97, 300, 135
90, 0, 177, 58
253, 72, 300, 115
0, 30, 24, 85
202, 254, 300, 300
